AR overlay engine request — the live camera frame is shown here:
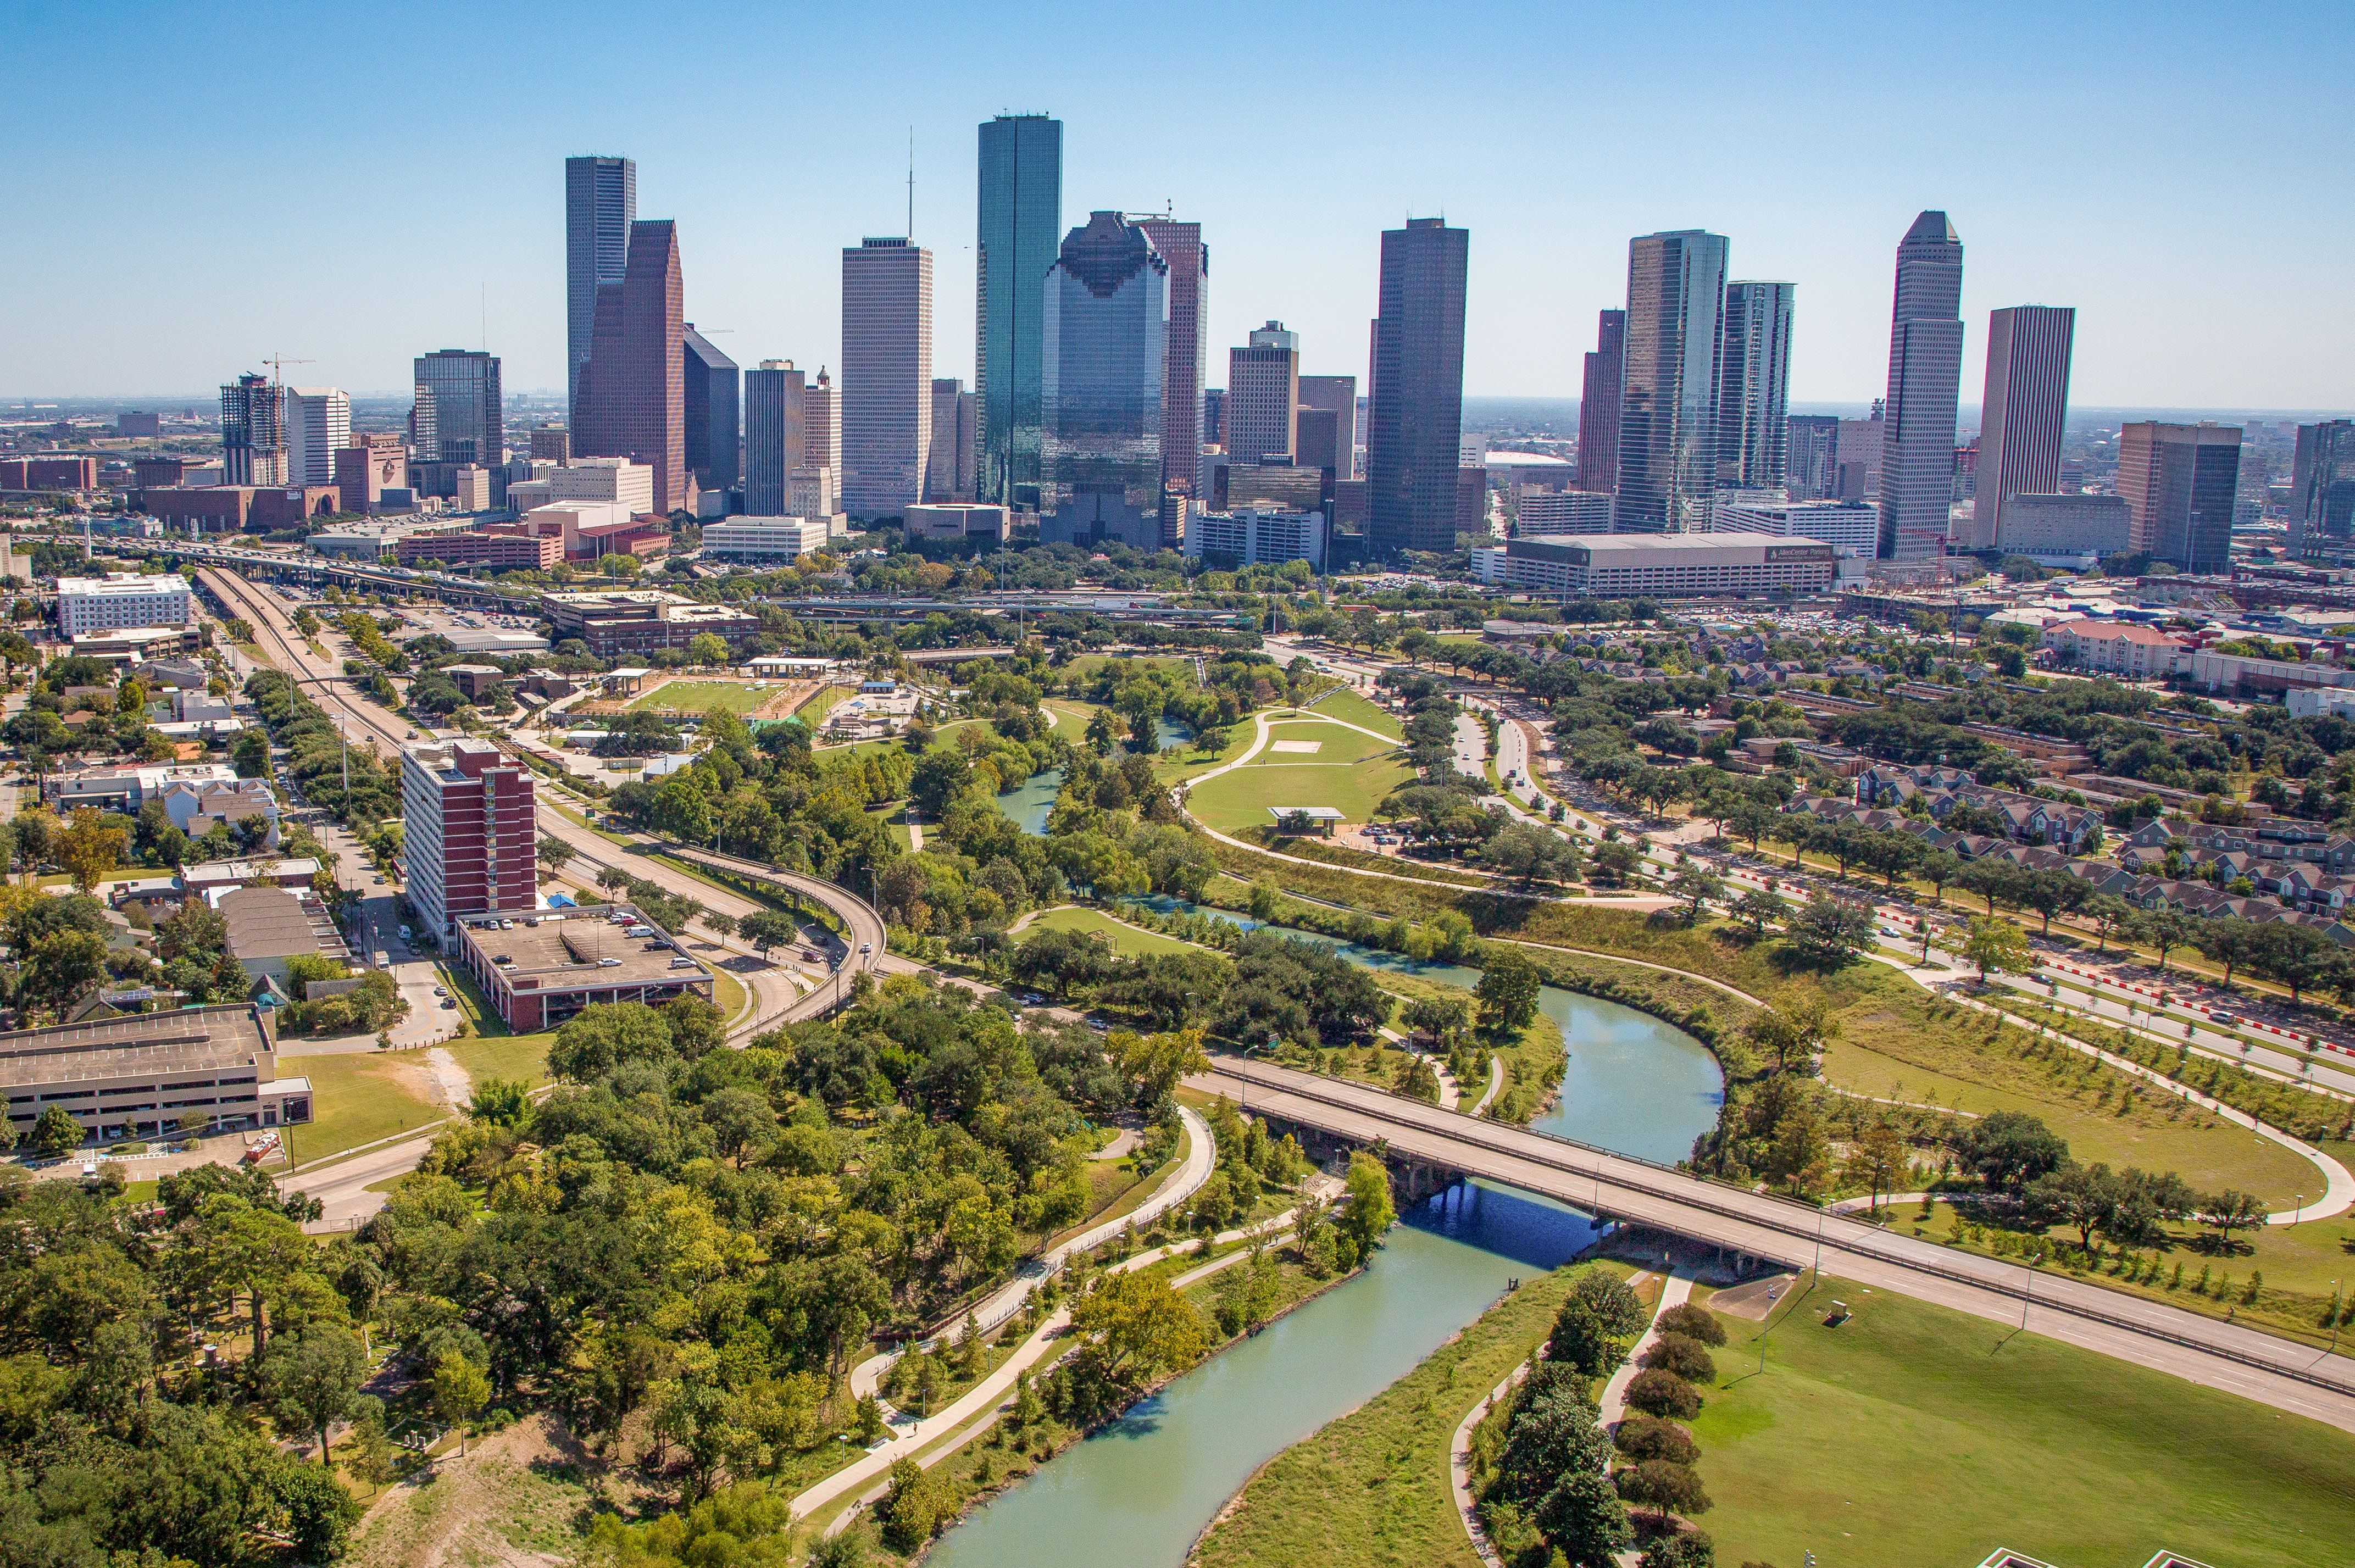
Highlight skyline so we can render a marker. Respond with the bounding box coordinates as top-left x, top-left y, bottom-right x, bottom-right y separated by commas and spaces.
5, 2, 2354, 409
